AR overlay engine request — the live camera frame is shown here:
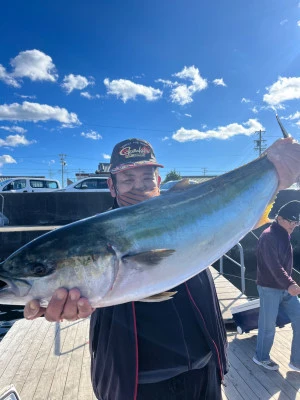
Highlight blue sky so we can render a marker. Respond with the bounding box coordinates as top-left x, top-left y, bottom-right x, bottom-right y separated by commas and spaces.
1, 0, 300, 186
